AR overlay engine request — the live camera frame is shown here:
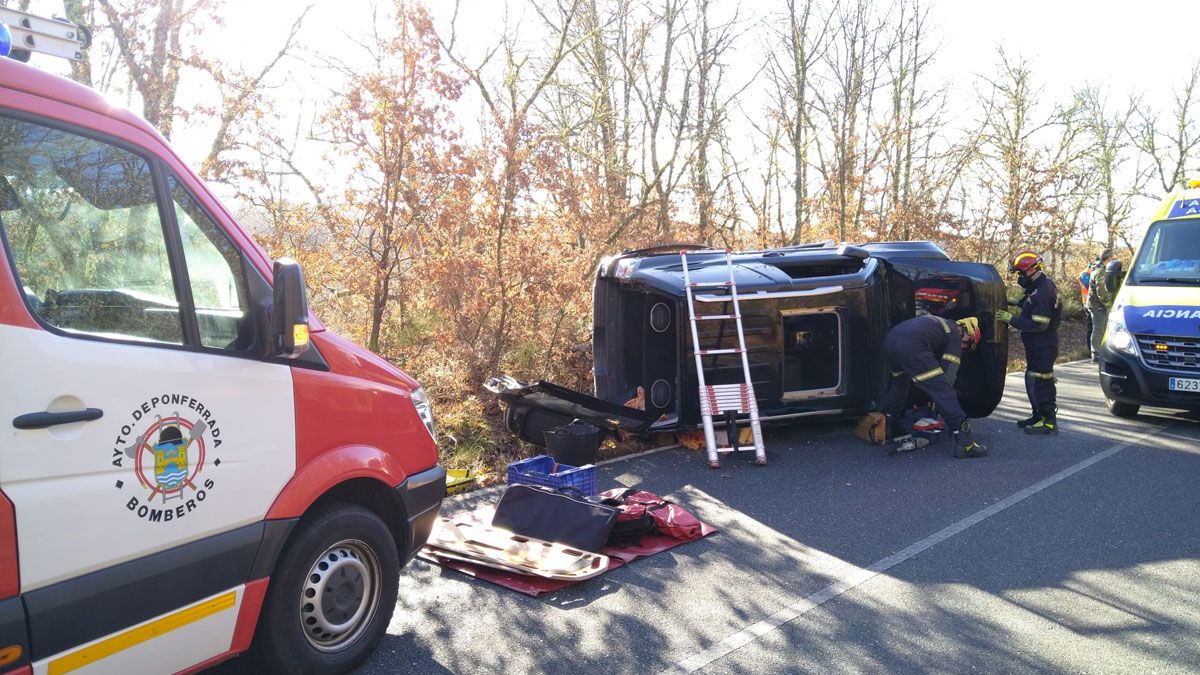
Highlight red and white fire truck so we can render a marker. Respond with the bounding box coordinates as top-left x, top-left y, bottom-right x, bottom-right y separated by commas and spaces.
0, 9, 444, 673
